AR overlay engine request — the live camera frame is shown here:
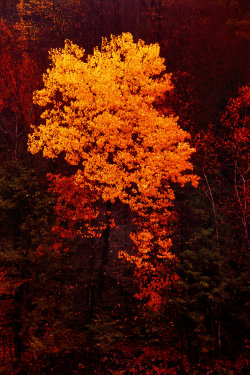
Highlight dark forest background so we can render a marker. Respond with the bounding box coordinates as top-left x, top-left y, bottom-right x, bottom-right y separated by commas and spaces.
0, 1, 249, 374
